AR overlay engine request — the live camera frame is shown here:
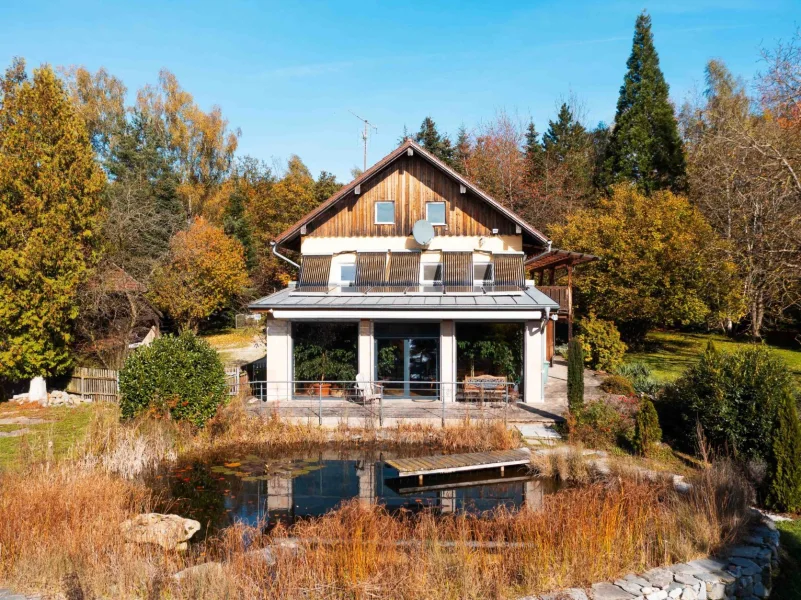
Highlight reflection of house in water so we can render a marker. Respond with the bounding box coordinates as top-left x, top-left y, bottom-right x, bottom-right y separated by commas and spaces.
221, 457, 555, 529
